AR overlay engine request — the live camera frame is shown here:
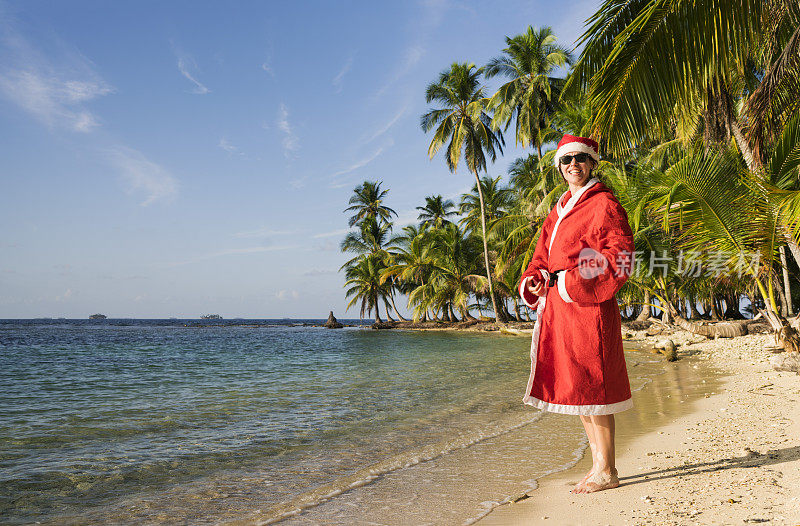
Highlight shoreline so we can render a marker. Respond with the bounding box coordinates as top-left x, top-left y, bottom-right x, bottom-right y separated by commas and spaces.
477, 331, 800, 525
243, 332, 727, 525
